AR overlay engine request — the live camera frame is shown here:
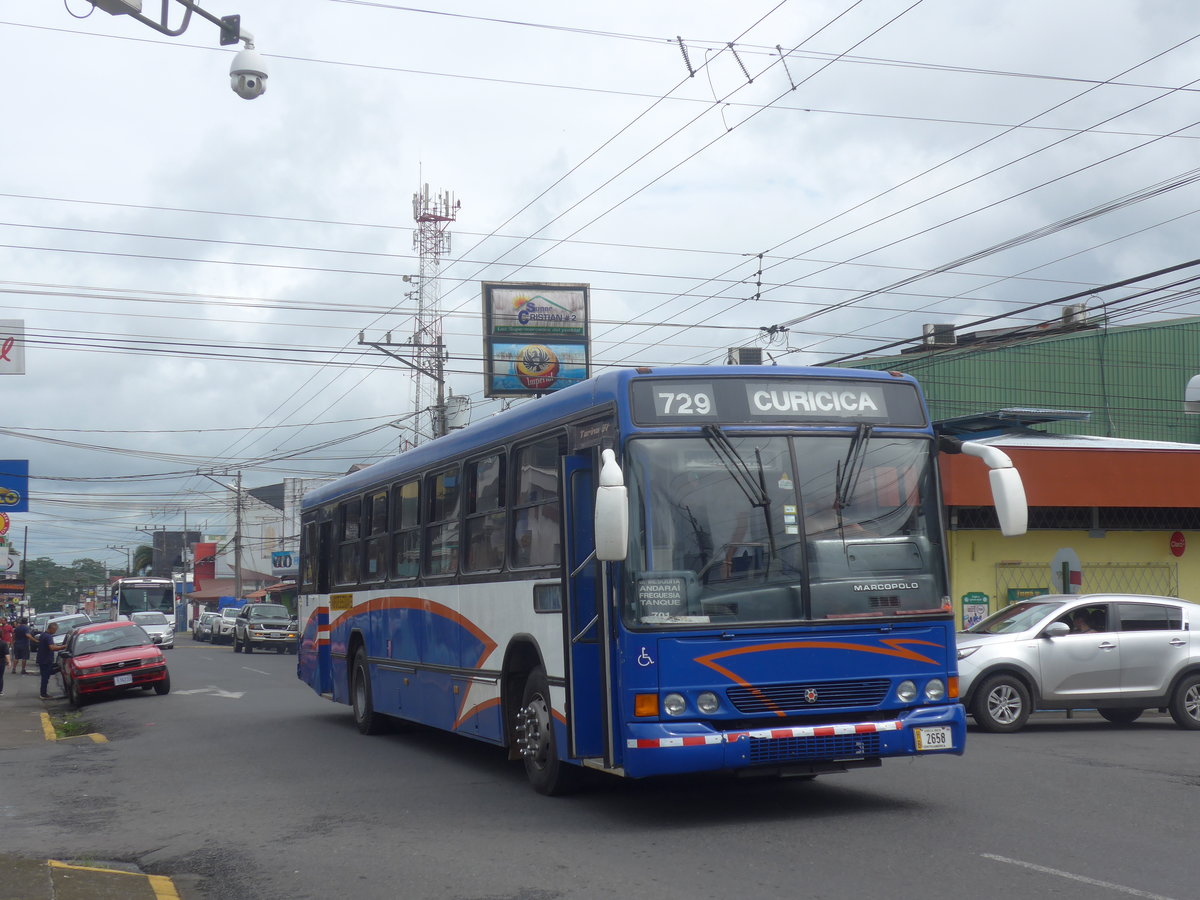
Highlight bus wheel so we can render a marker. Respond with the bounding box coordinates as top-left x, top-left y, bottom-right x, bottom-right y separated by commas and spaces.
515, 667, 581, 796
352, 649, 384, 735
